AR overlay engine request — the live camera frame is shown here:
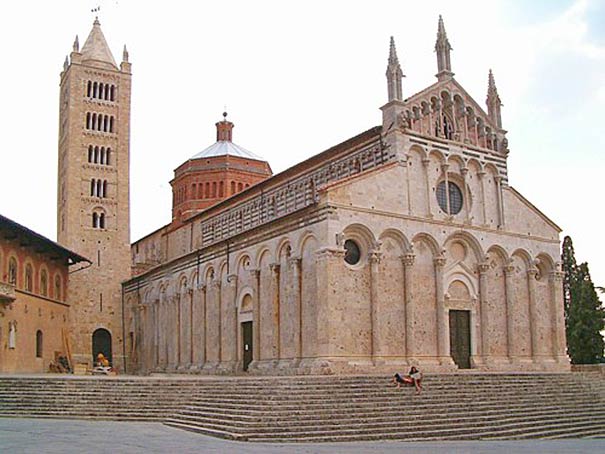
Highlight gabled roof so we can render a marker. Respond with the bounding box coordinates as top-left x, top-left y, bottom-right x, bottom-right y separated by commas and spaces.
403, 77, 502, 132
190, 140, 265, 161
80, 18, 118, 69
